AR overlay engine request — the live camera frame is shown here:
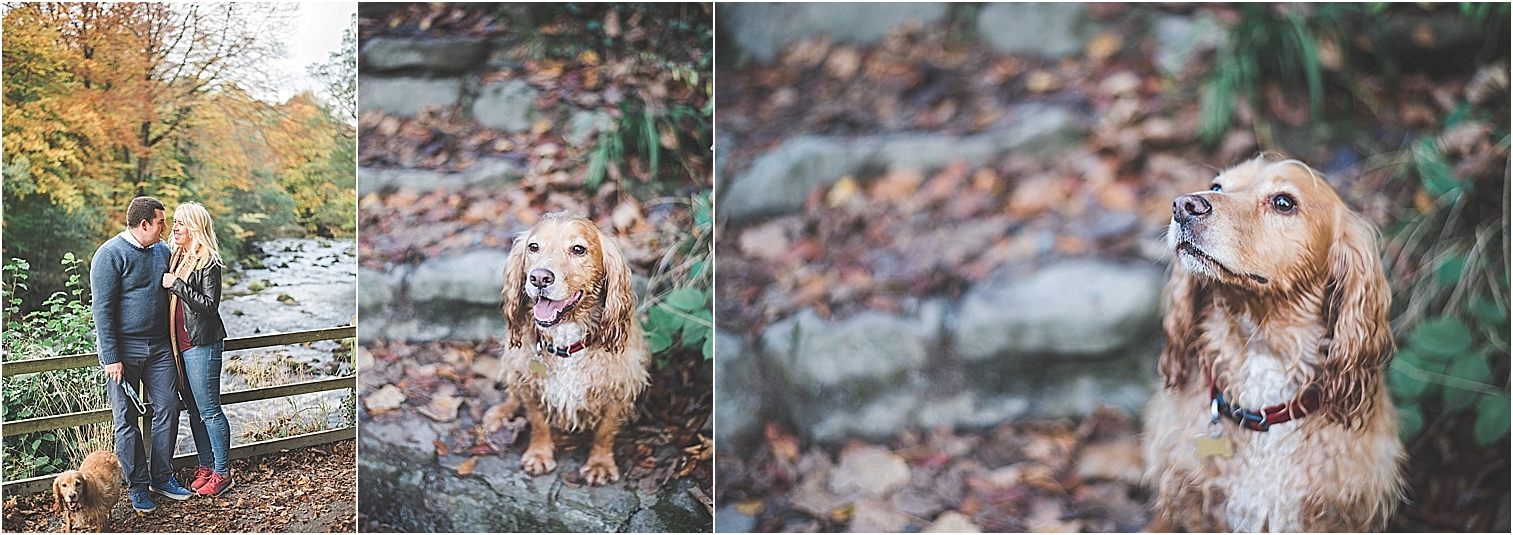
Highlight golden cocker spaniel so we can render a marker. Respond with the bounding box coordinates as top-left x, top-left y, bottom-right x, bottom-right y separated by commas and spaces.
1143, 156, 1405, 531
484, 212, 650, 486
52, 451, 123, 533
